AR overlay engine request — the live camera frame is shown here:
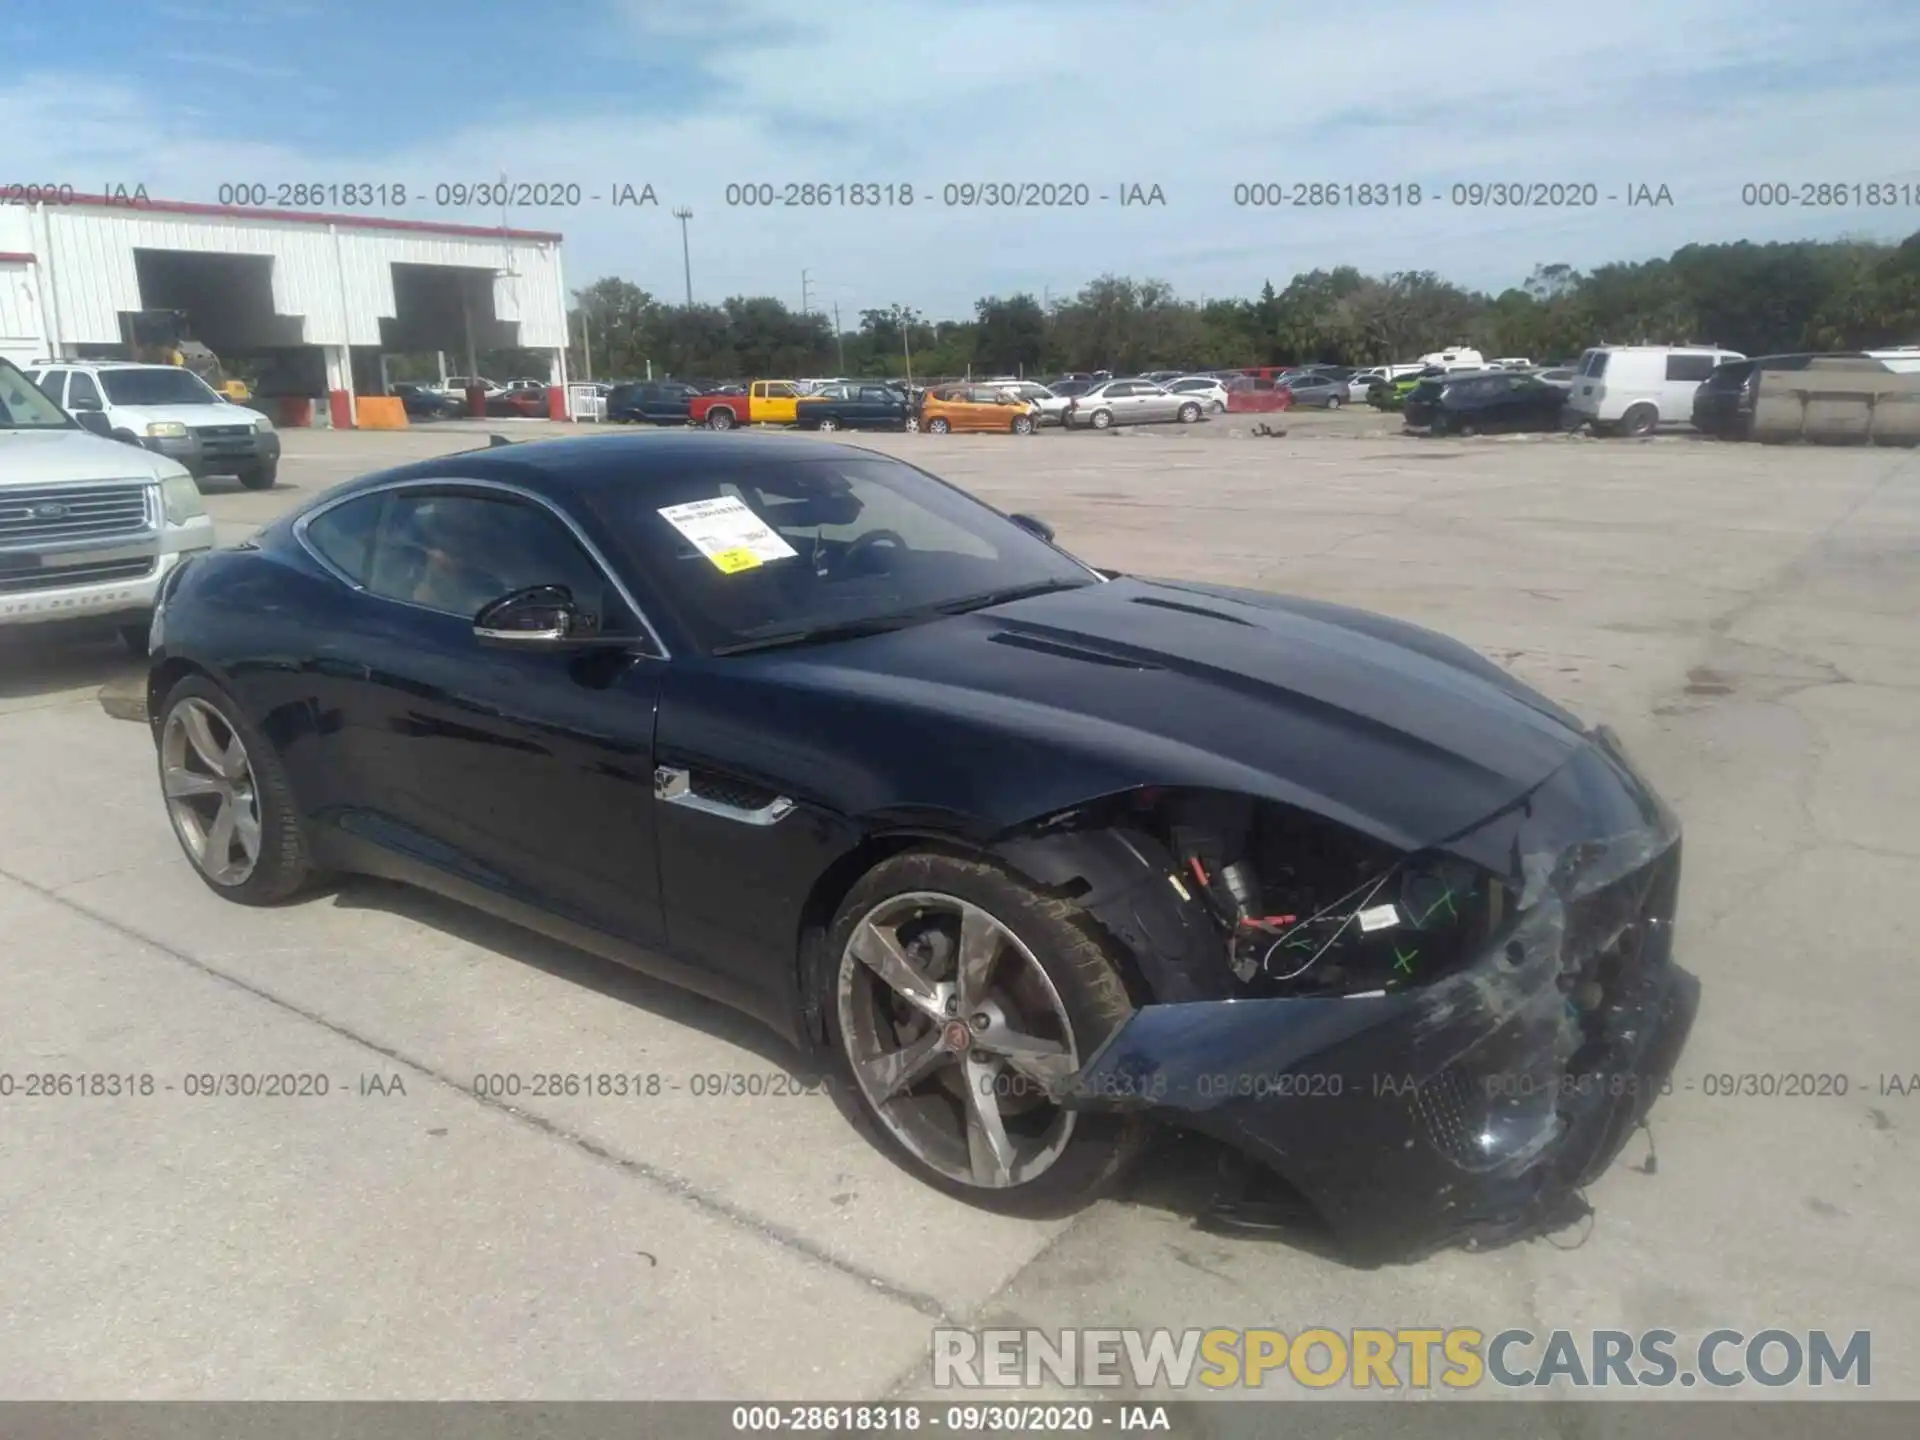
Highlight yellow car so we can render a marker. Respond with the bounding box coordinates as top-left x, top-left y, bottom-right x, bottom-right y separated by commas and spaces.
920, 384, 1038, 434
